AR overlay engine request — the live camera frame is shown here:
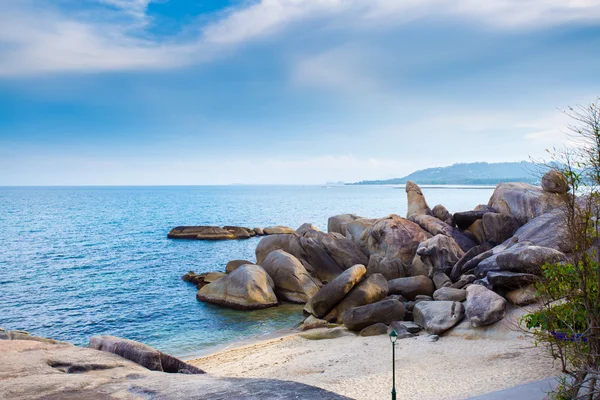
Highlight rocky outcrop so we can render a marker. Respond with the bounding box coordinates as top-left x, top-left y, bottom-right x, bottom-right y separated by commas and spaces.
413, 301, 465, 335
361, 214, 431, 267
323, 273, 388, 322
510, 210, 571, 252
196, 264, 278, 310
0, 340, 348, 400
89, 335, 203, 374
475, 242, 567, 278
488, 182, 566, 225
341, 299, 405, 331
406, 181, 433, 218
168, 226, 237, 240
432, 204, 454, 226
367, 254, 405, 280
321, 233, 369, 270
388, 276, 435, 300
263, 226, 295, 235
410, 214, 476, 252
261, 250, 321, 303
541, 169, 569, 194
465, 285, 507, 327
304, 264, 366, 318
